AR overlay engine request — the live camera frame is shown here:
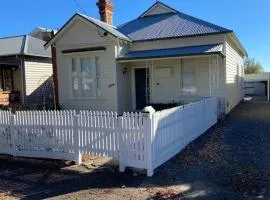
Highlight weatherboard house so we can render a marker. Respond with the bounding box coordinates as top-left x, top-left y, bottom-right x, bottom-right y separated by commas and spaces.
45, 0, 247, 115
0, 28, 53, 106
